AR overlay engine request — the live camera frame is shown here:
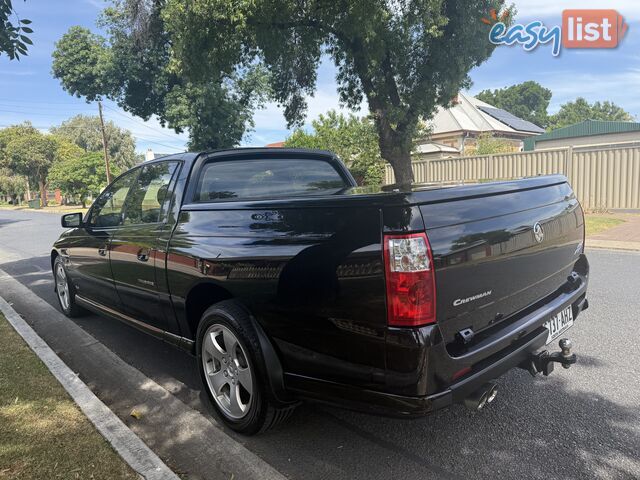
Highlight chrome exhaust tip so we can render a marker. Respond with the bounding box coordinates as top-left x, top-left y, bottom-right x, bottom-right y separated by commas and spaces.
463, 382, 498, 411
485, 384, 498, 404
